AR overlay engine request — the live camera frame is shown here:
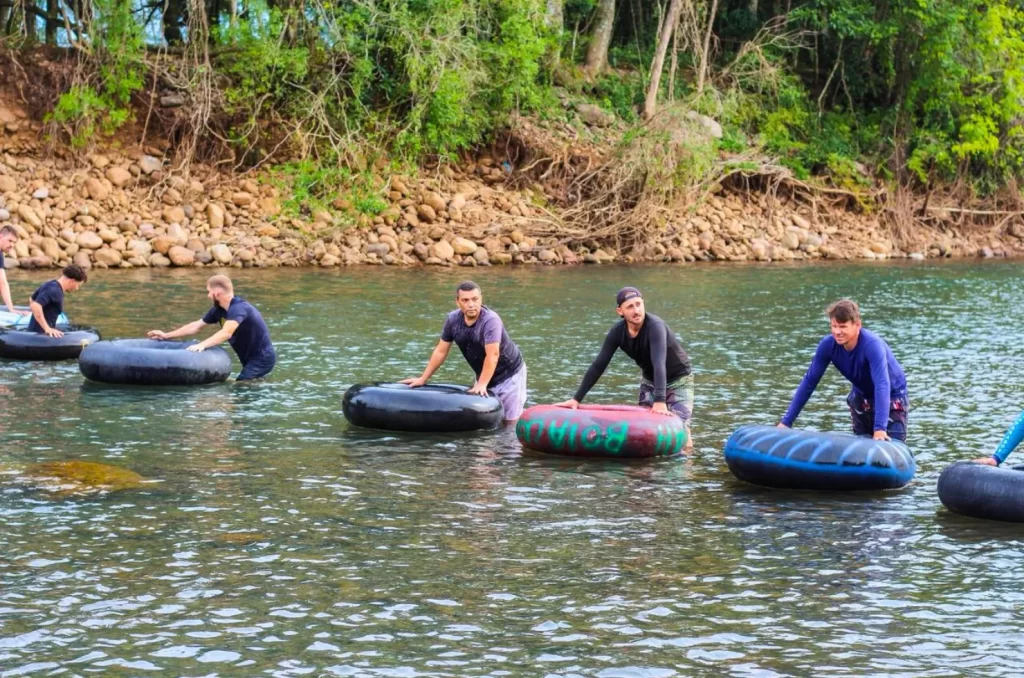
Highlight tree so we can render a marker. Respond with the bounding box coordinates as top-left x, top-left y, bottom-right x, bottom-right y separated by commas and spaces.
643, 0, 682, 119
584, 0, 615, 76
